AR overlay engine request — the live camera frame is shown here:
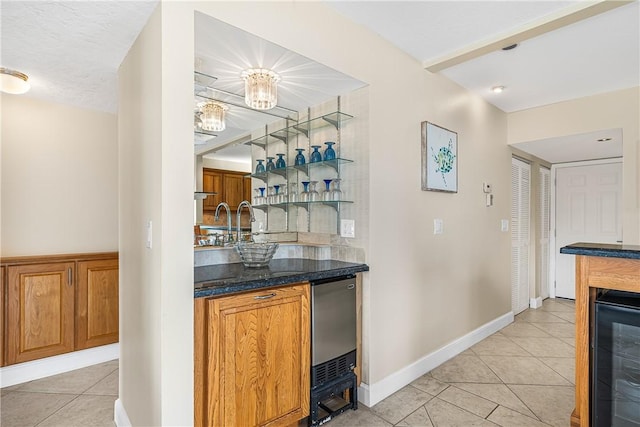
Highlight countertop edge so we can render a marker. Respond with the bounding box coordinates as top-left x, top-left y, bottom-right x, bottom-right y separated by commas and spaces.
560, 242, 640, 260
